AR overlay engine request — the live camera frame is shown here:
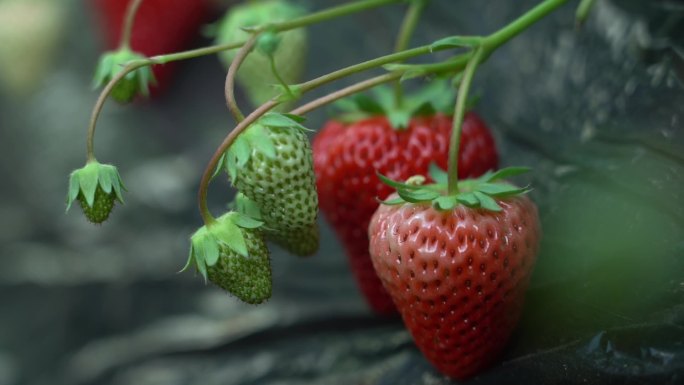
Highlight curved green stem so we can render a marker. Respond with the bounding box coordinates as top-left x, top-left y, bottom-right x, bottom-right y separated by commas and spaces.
483, 0, 568, 50
86, 61, 146, 163
226, 33, 261, 123
447, 47, 484, 195
392, 0, 427, 106
291, 73, 401, 116
198, 100, 281, 224
119, 0, 145, 50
